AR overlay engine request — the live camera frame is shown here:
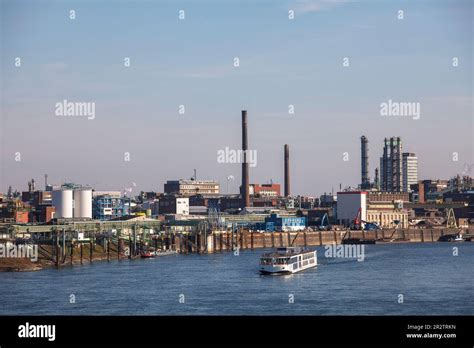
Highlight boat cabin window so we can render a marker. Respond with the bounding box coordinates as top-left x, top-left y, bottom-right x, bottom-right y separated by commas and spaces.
260, 257, 290, 265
